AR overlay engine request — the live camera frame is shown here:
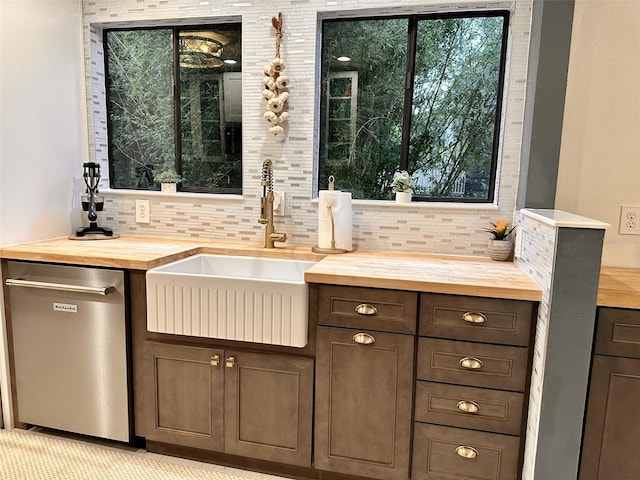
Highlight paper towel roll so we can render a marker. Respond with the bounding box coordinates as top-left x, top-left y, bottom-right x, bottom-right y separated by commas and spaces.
318, 190, 353, 251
